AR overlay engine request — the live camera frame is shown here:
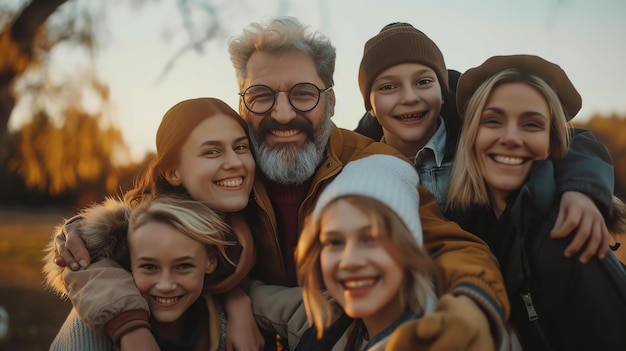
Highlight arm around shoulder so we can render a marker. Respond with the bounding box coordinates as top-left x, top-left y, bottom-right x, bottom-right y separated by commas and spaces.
554, 128, 614, 213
